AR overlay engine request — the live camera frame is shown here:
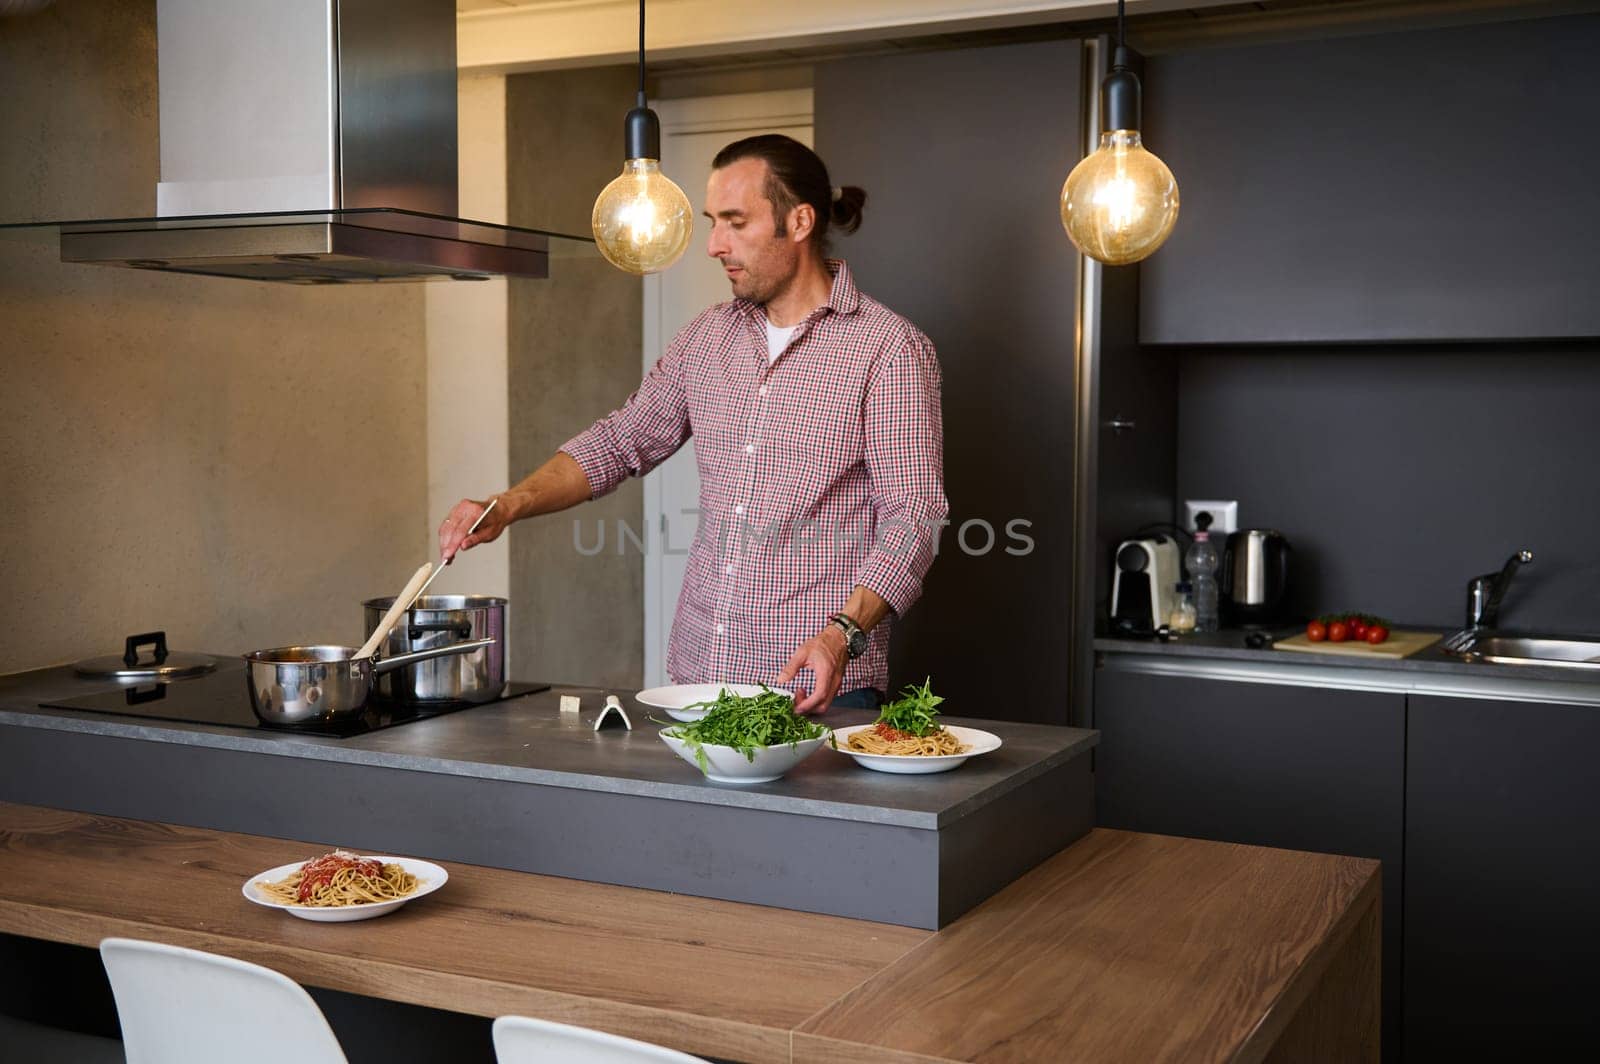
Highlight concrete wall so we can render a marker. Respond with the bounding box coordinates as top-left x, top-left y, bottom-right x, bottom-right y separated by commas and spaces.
424, 73, 511, 603
505, 66, 645, 689
0, 0, 430, 672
